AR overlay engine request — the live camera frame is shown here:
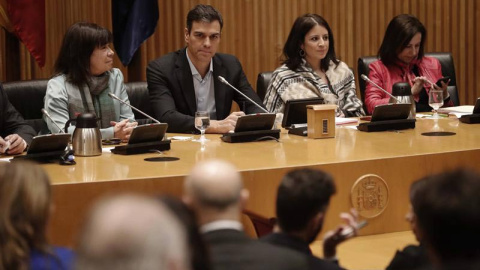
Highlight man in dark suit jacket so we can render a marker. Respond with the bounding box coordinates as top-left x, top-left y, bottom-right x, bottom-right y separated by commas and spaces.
183, 159, 308, 270
147, 4, 265, 133
410, 169, 480, 267
262, 169, 360, 270
0, 83, 36, 154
